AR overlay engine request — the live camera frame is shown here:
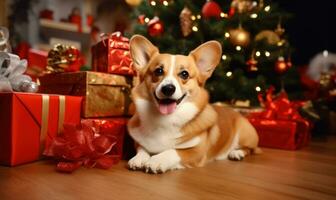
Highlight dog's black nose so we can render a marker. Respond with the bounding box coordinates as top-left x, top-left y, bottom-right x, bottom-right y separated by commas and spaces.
161, 84, 176, 97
